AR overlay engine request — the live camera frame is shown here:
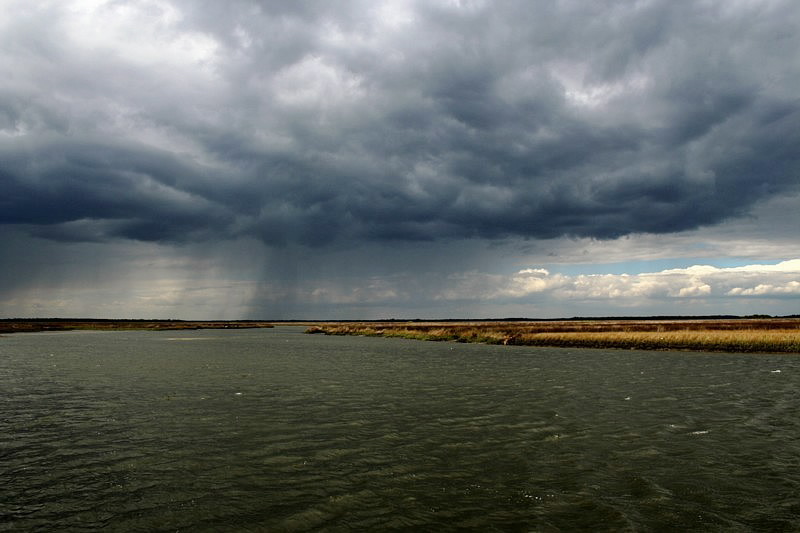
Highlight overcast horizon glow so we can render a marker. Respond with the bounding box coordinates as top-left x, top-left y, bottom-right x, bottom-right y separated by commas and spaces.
1, 0, 799, 319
